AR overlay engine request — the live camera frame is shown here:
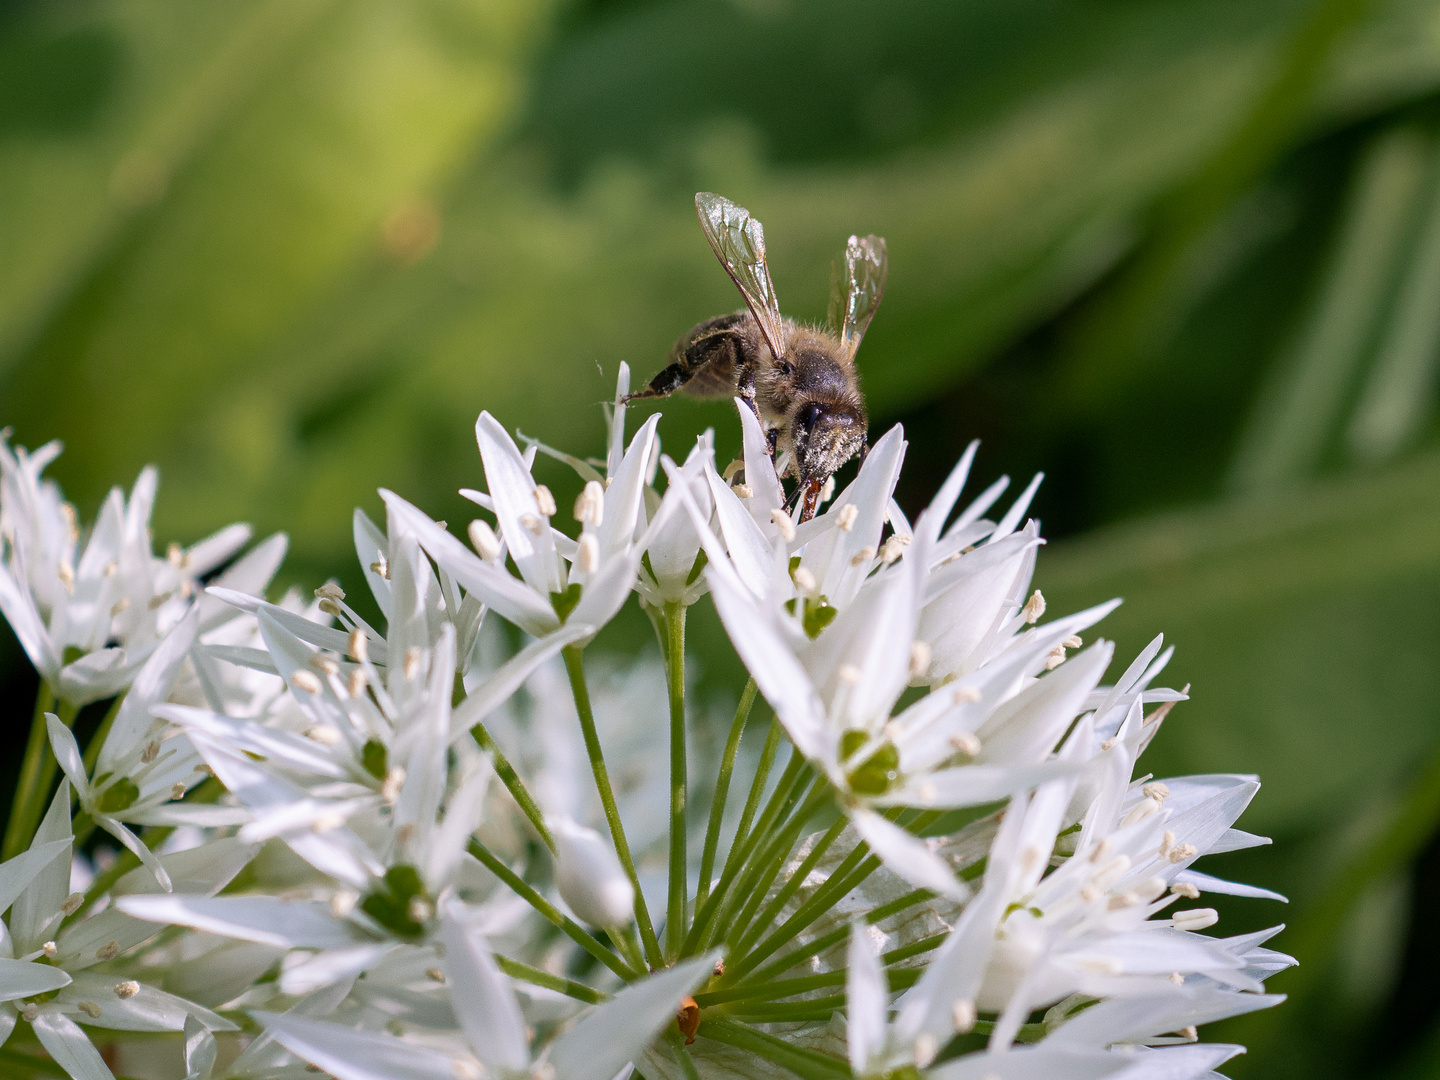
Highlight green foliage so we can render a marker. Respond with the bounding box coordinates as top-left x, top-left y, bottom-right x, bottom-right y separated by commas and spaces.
4, 0, 1440, 1073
